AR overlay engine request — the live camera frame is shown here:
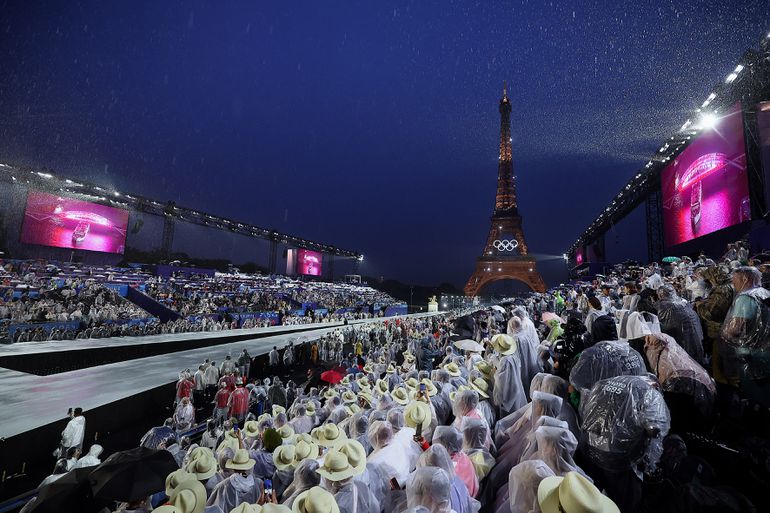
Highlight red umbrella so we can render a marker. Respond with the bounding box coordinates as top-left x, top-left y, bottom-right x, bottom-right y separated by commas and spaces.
321, 369, 344, 384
